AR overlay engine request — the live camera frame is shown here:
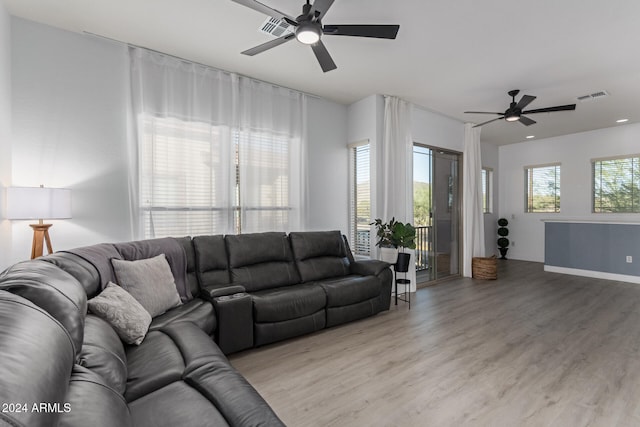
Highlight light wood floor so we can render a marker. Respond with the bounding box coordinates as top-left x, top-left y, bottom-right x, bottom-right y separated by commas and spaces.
230, 261, 640, 427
